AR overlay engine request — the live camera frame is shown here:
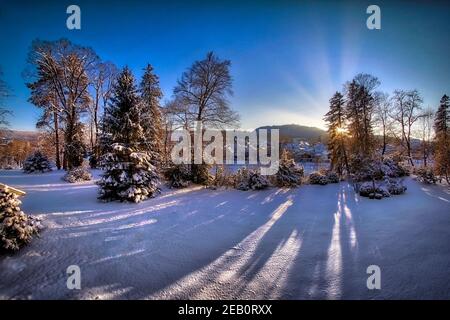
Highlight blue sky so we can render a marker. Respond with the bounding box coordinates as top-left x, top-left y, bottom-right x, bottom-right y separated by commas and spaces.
1, 0, 450, 130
